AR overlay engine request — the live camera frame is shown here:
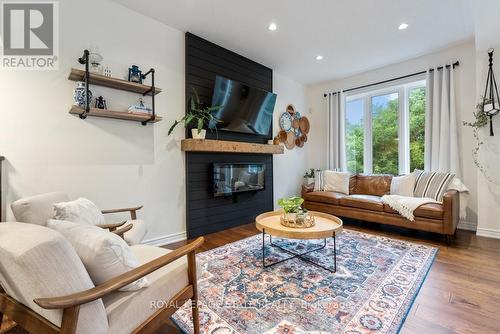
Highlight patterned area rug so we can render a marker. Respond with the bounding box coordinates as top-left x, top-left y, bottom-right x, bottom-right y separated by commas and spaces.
172, 229, 437, 333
